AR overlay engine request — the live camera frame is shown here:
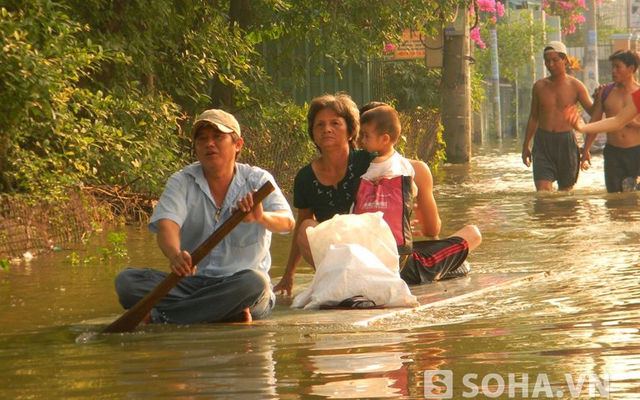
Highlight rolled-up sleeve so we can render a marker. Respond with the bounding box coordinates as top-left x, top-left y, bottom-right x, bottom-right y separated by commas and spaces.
149, 173, 189, 233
